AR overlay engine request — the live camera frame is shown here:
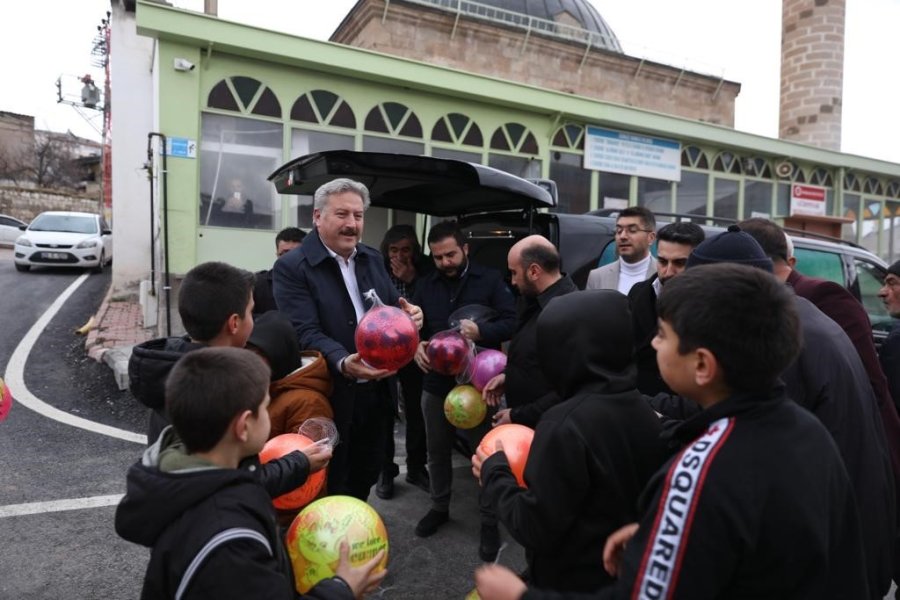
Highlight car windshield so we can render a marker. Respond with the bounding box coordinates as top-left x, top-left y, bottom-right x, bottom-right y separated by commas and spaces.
29, 214, 98, 234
